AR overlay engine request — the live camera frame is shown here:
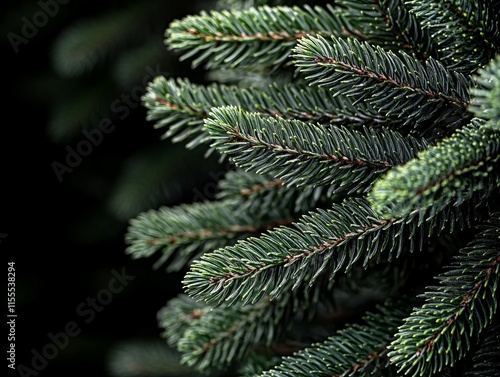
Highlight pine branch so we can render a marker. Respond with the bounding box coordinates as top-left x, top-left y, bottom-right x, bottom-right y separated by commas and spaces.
125, 200, 294, 272
184, 192, 489, 306
369, 120, 500, 219
205, 106, 426, 194
158, 294, 209, 348
216, 169, 327, 214
218, 170, 284, 200
292, 35, 473, 136
165, 4, 351, 69
470, 54, 500, 130
143, 77, 250, 149
389, 215, 500, 377
258, 299, 411, 377
410, 0, 500, 73
143, 77, 395, 151
164, 268, 404, 373
175, 283, 334, 371
177, 297, 279, 371
334, 0, 400, 51
253, 81, 390, 127
465, 322, 500, 377
336, 0, 437, 59
376, 0, 438, 59
121, 1, 500, 376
